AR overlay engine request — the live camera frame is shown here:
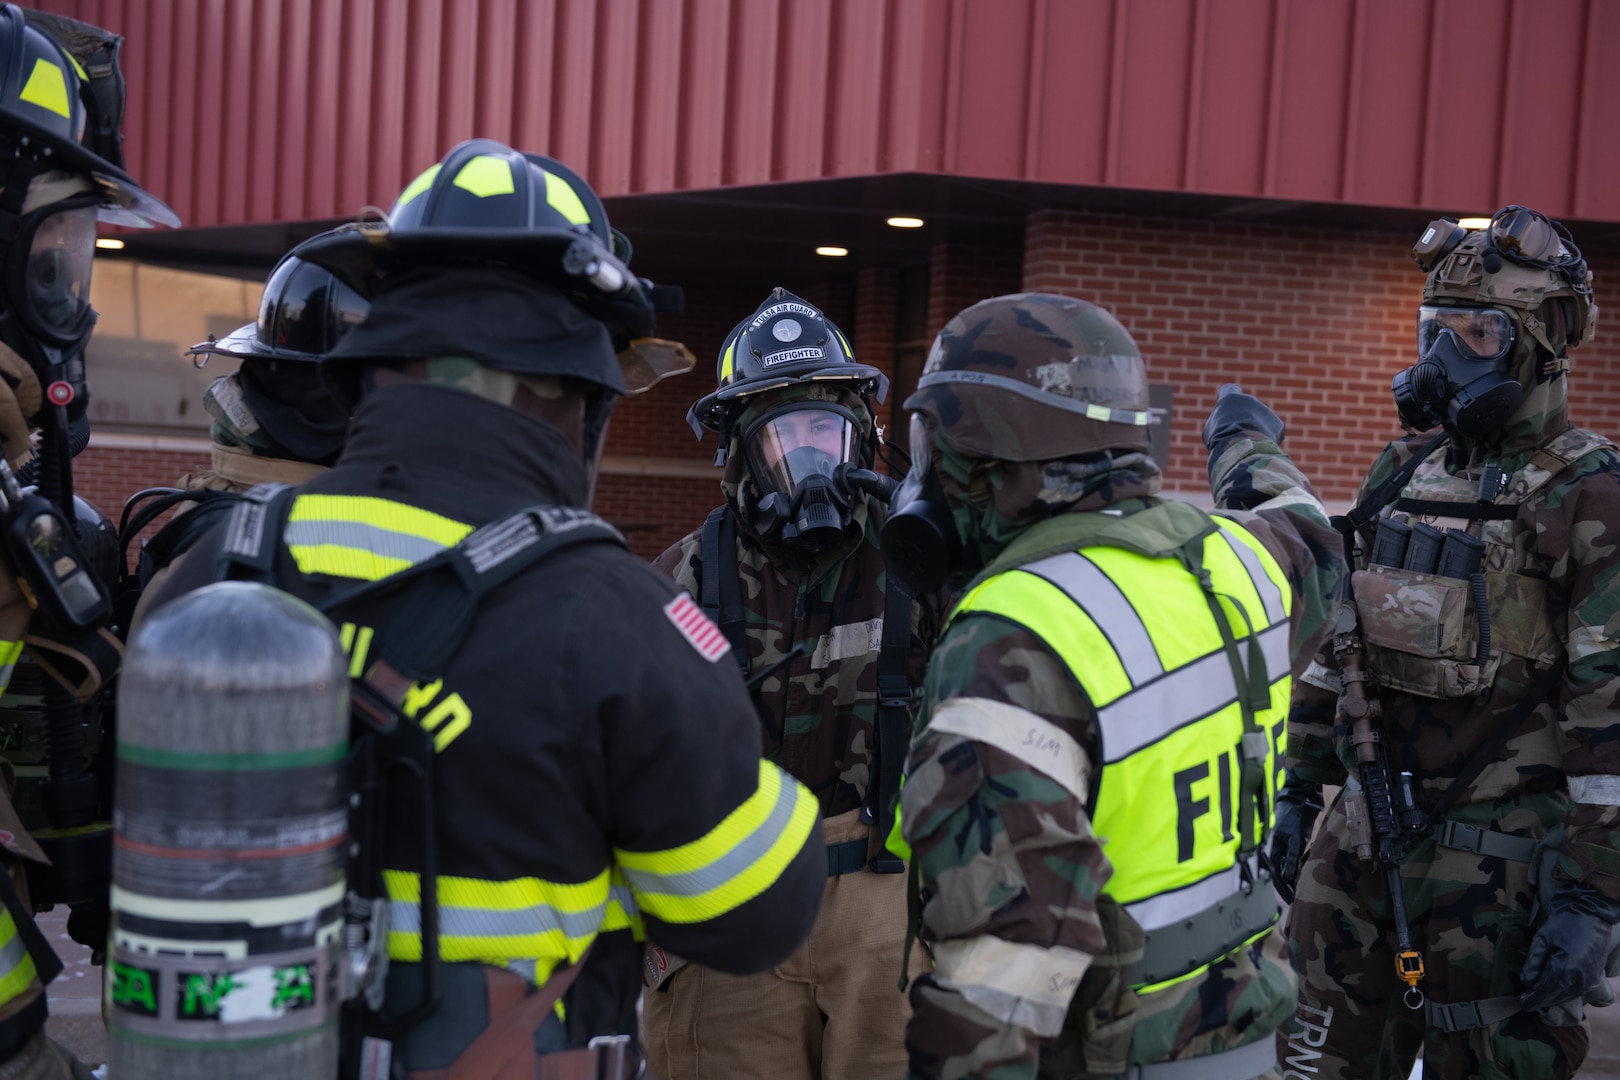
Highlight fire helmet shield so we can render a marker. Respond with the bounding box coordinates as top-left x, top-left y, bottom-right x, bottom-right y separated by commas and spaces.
905, 293, 1153, 463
